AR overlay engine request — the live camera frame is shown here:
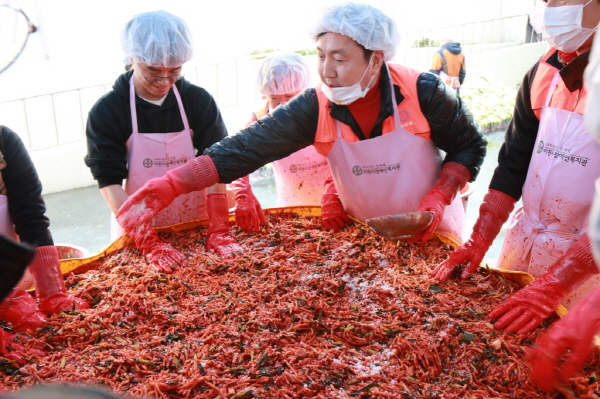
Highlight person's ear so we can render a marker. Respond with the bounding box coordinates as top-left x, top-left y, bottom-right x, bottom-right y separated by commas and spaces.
372, 50, 385, 70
